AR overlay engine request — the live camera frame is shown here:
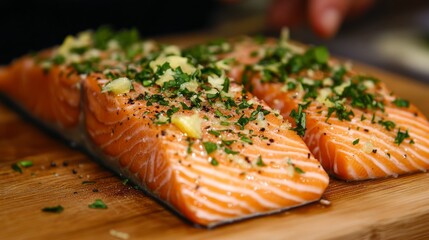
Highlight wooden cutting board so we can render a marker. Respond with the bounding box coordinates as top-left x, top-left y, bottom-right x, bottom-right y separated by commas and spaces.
1, 60, 429, 240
